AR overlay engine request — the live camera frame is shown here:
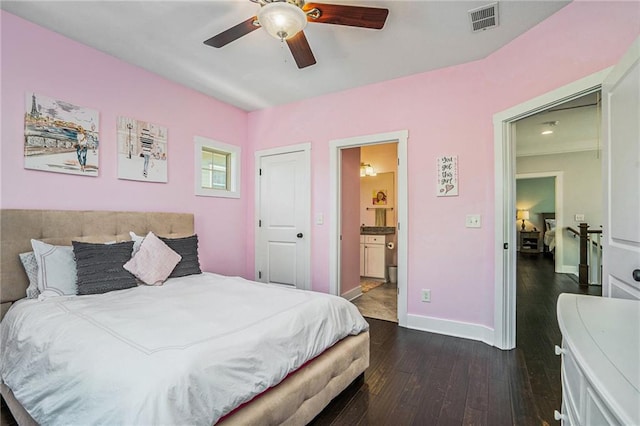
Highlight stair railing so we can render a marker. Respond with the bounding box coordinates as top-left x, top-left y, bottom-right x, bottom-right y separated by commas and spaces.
566, 223, 602, 286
